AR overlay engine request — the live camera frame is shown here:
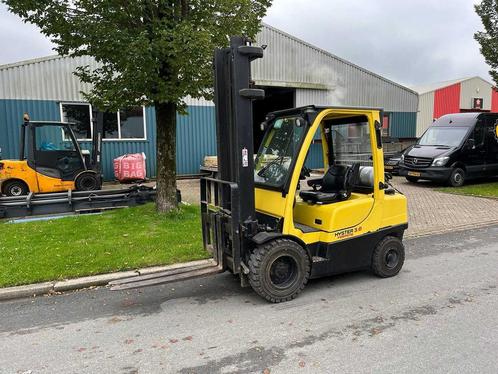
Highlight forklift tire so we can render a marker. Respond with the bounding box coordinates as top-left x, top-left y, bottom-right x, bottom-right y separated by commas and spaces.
75, 172, 101, 191
248, 239, 310, 303
405, 176, 419, 183
372, 236, 405, 278
2, 180, 29, 196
